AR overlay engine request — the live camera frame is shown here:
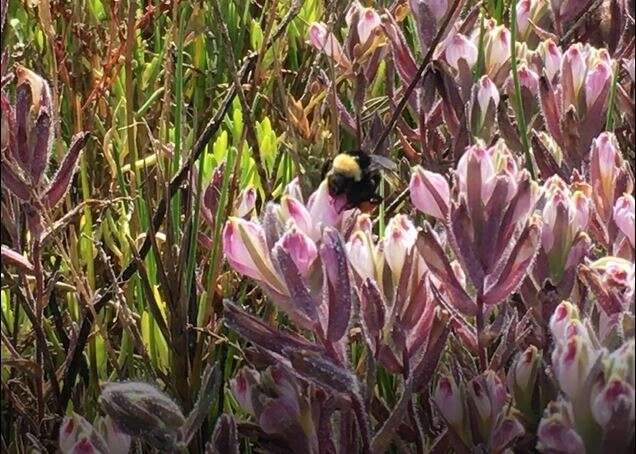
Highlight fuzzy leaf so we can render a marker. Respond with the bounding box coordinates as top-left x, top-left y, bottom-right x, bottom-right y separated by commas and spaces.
416, 225, 477, 315
45, 132, 90, 208
29, 109, 52, 185
319, 228, 352, 342
206, 414, 239, 454
1, 160, 31, 200
272, 244, 319, 330
287, 348, 359, 395
223, 300, 322, 356
538, 75, 563, 148
1, 245, 34, 273
483, 221, 541, 305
